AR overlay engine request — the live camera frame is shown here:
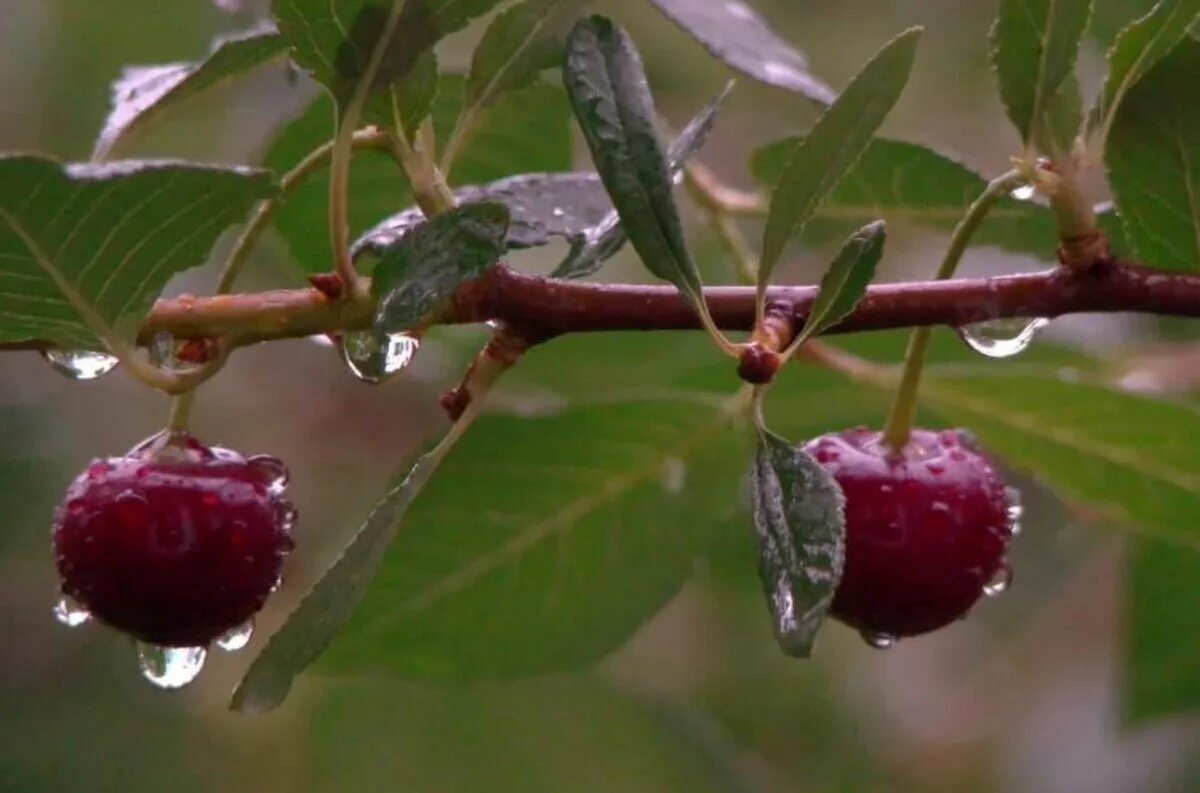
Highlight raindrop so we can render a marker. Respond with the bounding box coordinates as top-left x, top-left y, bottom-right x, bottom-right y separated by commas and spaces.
860, 630, 896, 650
983, 564, 1013, 597
1005, 486, 1023, 536
53, 594, 90, 627
661, 457, 687, 495
215, 620, 254, 652
338, 330, 420, 384
1010, 184, 1036, 201
41, 350, 119, 380
247, 455, 289, 495
136, 643, 207, 689
957, 318, 1048, 359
